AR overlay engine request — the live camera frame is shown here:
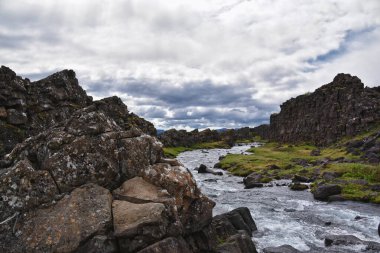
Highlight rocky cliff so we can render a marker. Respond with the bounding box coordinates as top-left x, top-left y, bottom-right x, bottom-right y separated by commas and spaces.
0, 65, 155, 158
254, 74, 380, 145
159, 127, 257, 147
0, 66, 257, 253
